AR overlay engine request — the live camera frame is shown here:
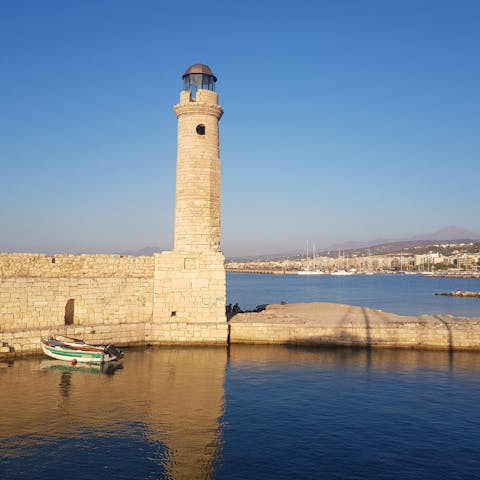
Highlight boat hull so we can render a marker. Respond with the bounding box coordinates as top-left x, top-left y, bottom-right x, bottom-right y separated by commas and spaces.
40, 337, 121, 364
298, 271, 326, 275
331, 270, 354, 276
